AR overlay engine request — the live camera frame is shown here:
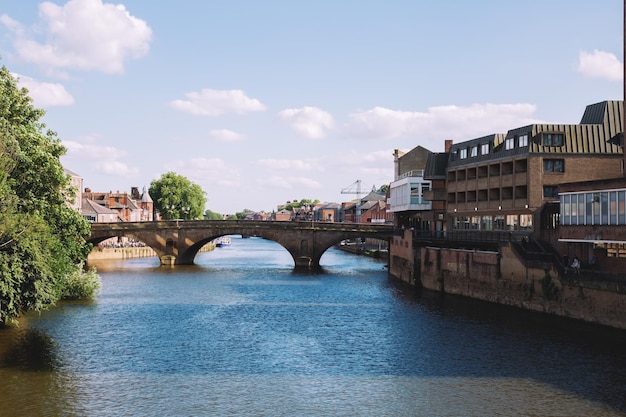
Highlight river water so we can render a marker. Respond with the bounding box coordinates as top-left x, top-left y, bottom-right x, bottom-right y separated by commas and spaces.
1, 236, 626, 416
